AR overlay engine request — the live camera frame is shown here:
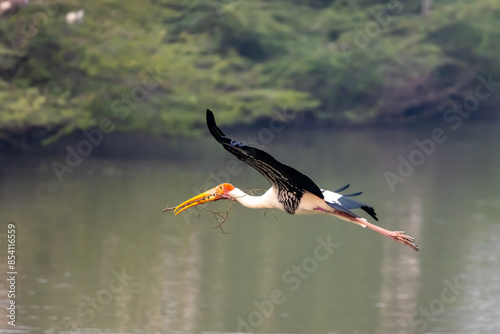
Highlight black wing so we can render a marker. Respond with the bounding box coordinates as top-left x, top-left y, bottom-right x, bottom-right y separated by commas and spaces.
206, 109, 324, 214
